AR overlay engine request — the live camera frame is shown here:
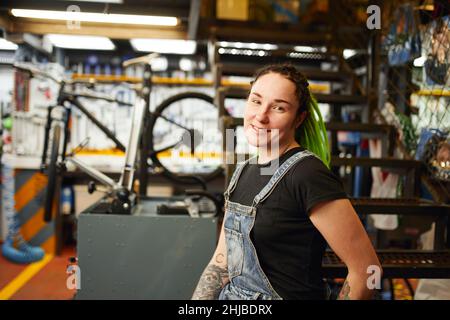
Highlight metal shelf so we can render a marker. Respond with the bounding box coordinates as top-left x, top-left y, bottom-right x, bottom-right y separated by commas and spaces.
323, 250, 450, 278
331, 156, 422, 169
350, 197, 450, 216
